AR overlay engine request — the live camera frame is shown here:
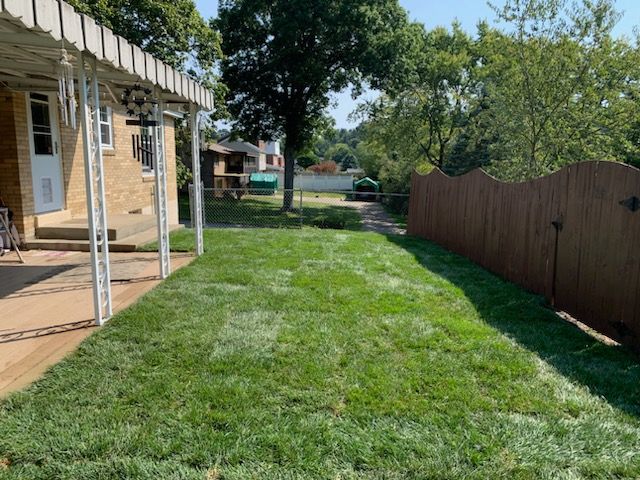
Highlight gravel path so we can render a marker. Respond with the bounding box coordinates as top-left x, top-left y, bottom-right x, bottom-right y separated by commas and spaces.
357, 202, 406, 235
301, 196, 406, 235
